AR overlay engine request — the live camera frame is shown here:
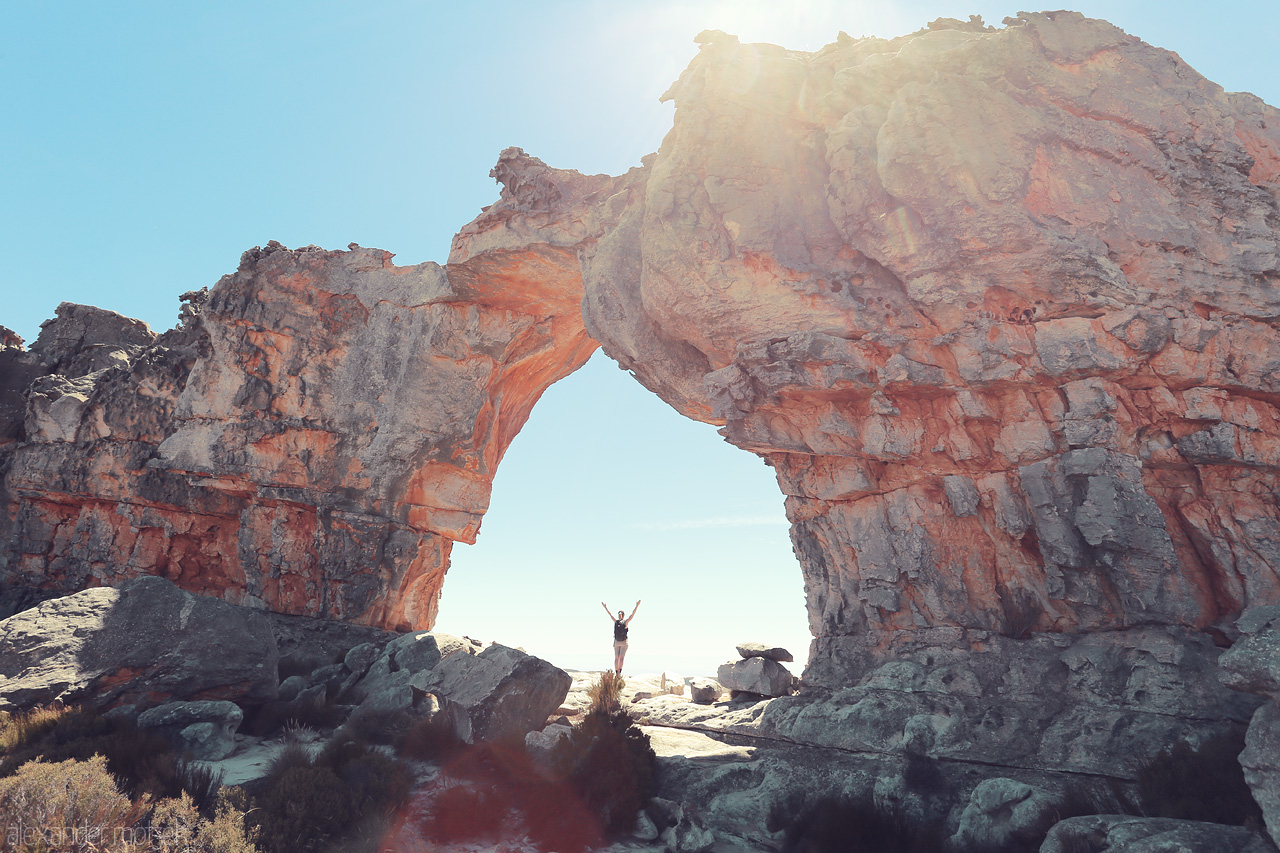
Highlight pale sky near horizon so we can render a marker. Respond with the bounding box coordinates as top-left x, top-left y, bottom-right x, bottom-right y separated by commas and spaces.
4, 1, 1279, 676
